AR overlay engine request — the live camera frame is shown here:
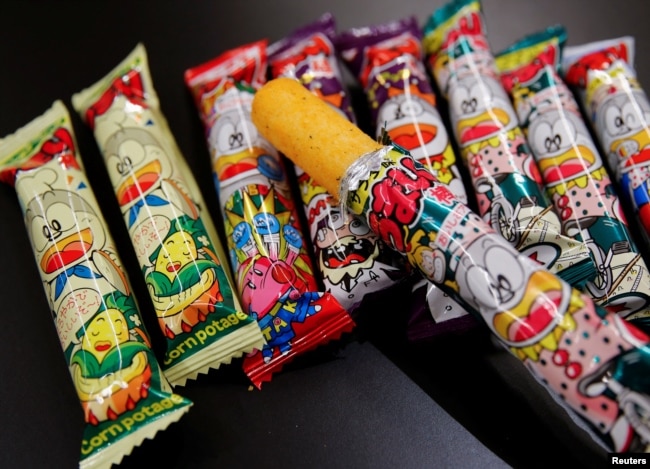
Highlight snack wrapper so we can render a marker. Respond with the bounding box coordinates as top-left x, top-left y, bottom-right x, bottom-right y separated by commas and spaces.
72, 44, 265, 387
562, 36, 650, 247
336, 15, 475, 338
496, 26, 650, 333
185, 40, 355, 388
252, 76, 650, 453
423, 0, 595, 287
0, 101, 192, 468
268, 13, 409, 313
